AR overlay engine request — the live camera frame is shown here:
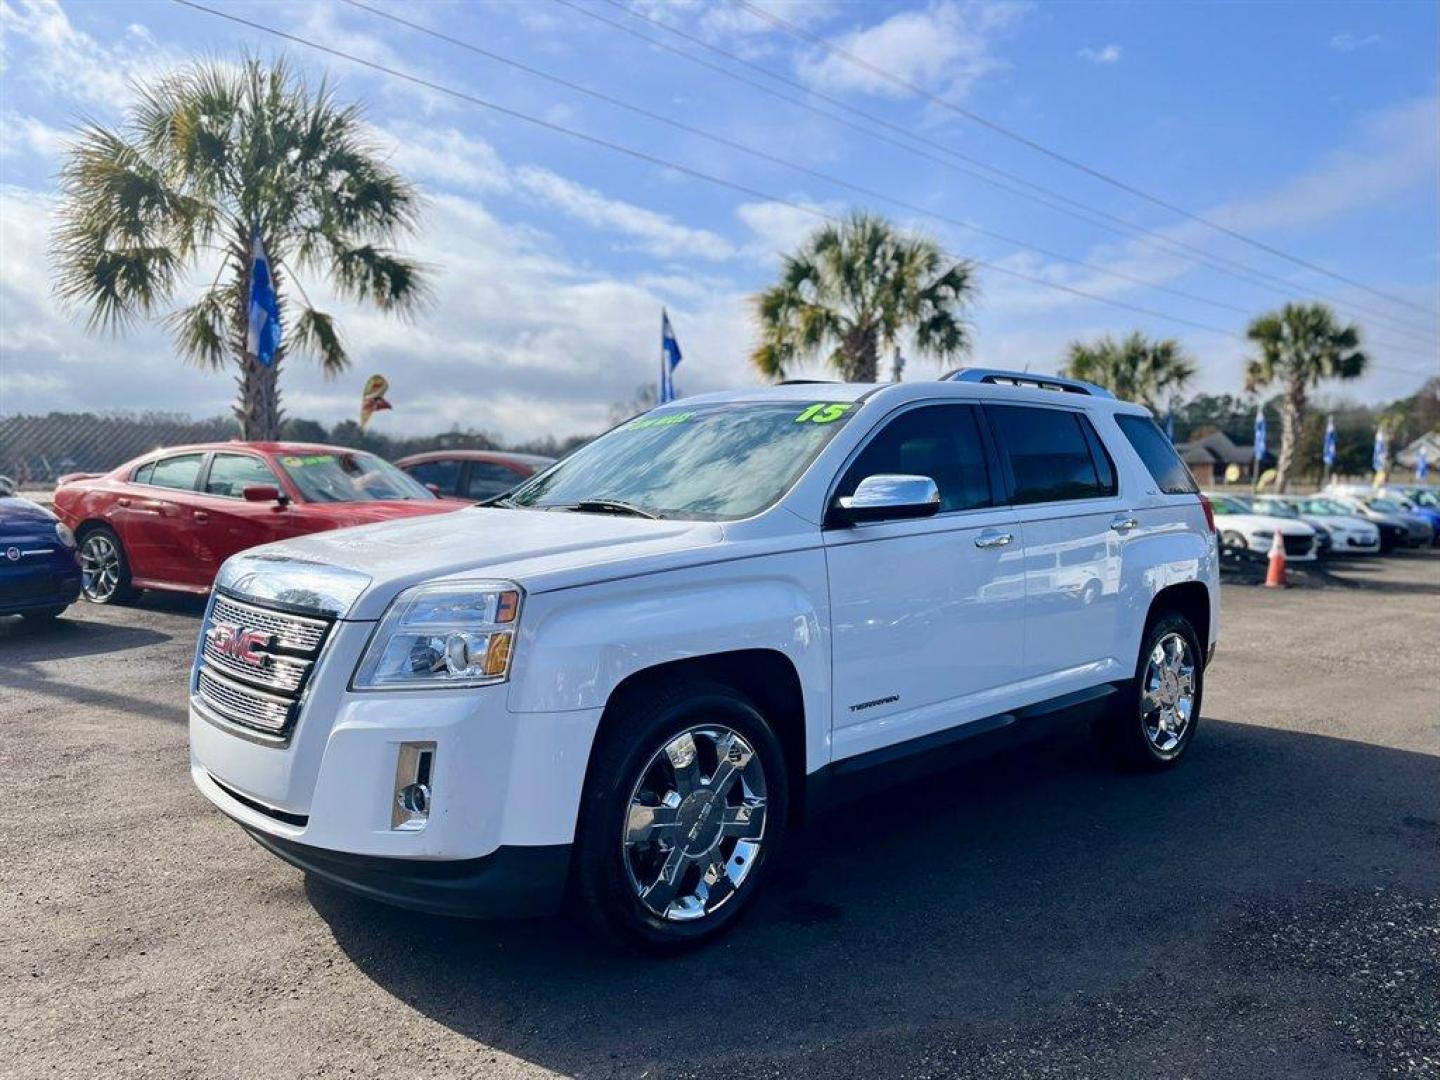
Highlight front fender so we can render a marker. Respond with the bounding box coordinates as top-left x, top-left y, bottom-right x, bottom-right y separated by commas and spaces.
506, 550, 832, 771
